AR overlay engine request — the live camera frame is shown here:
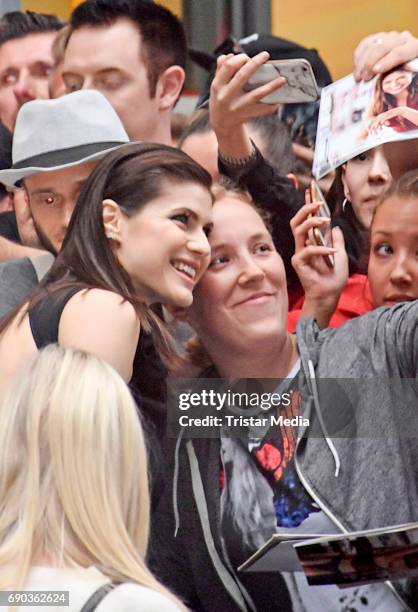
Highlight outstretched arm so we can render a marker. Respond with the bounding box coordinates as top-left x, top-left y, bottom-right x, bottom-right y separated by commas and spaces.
209, 52, 304, 289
